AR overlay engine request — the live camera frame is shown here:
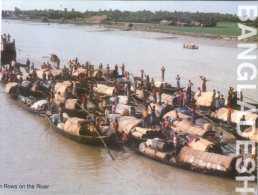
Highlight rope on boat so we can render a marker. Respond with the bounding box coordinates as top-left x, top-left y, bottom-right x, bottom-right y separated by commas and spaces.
243, 96, 258, 104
